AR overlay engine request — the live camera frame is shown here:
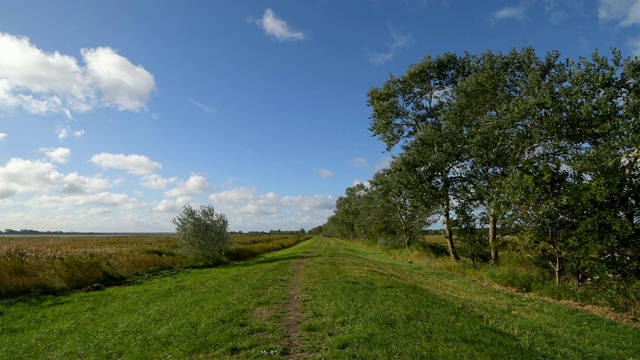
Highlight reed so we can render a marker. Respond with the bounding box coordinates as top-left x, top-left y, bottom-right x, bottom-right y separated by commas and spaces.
0, 234, 307, 298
